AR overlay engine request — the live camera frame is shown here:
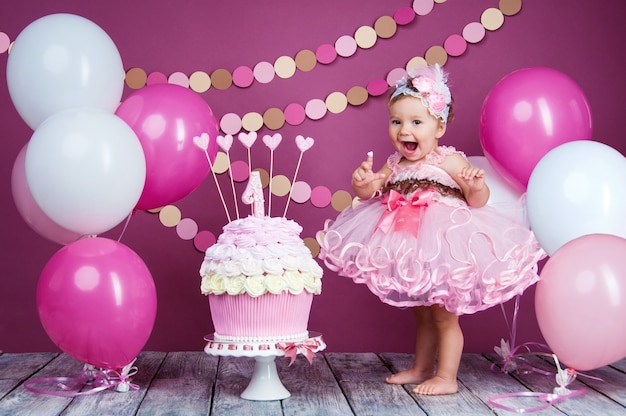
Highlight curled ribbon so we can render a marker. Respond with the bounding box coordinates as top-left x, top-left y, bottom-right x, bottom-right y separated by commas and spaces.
24, 360, 139, 396
276, 339, 321, 366
376, 189, 436, 237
